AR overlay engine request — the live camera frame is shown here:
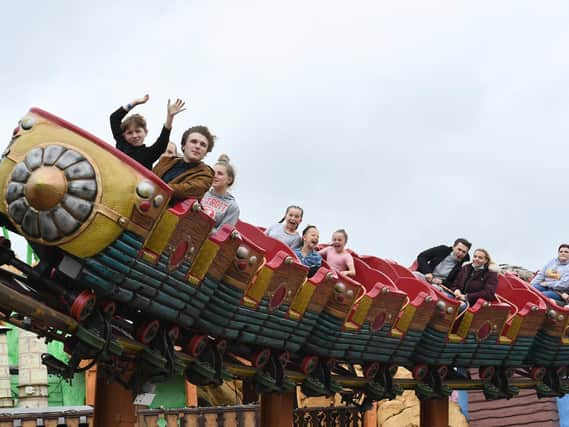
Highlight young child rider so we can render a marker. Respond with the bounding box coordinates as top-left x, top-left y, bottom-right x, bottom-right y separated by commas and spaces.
110, 94, 185, 169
